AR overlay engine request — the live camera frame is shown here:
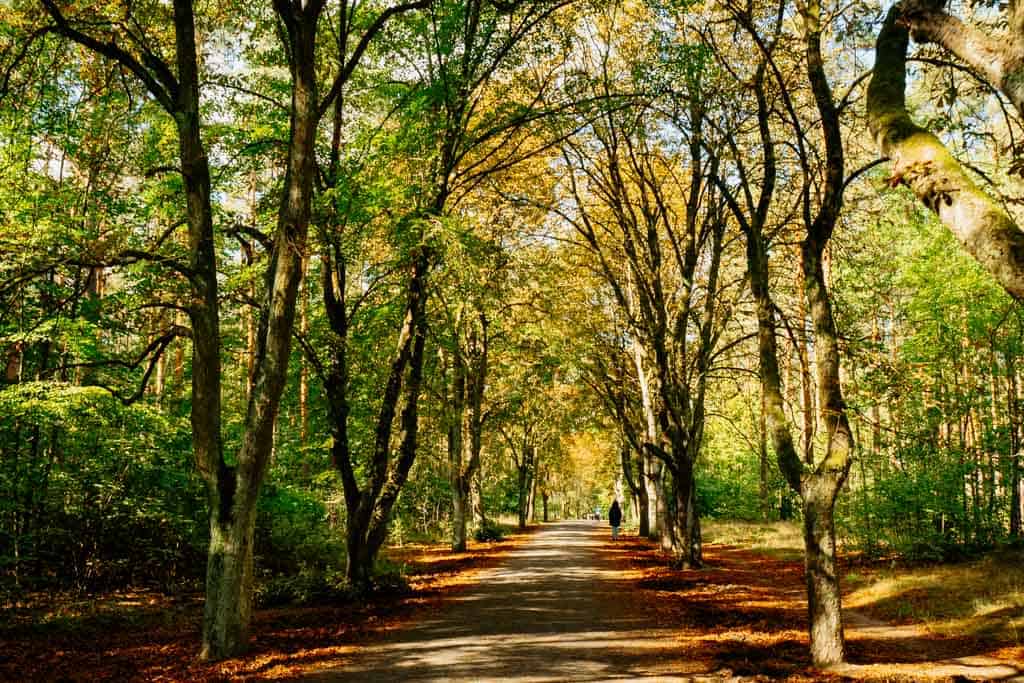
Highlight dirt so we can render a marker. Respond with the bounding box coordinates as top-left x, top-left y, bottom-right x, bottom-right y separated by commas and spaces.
309, 520, 707, 682
4, 523, 1023, 681
0, 532, 527, 681
603, 535, 1024, 682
